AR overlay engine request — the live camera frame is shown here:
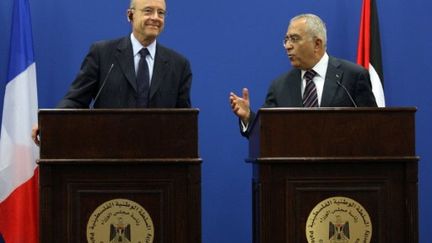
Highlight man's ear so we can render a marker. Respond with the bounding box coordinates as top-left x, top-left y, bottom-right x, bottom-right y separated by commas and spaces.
127, 10, 133, 22
314, 37, 324, 51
